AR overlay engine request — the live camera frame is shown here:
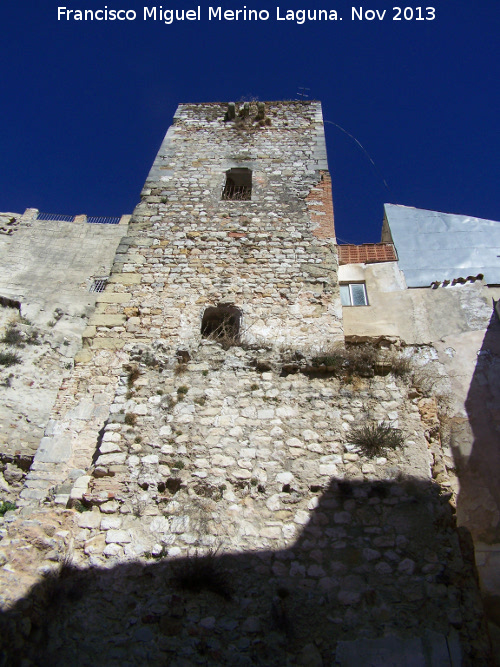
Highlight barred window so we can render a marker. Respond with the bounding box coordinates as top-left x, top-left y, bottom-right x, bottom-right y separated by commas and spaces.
89, 278, 108, 293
